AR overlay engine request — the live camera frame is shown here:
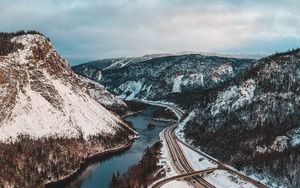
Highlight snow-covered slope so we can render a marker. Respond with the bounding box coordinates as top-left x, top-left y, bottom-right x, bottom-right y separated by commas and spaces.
184, 49, 300, 187
0, 34, 133, 142
73, 54, 256, 101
